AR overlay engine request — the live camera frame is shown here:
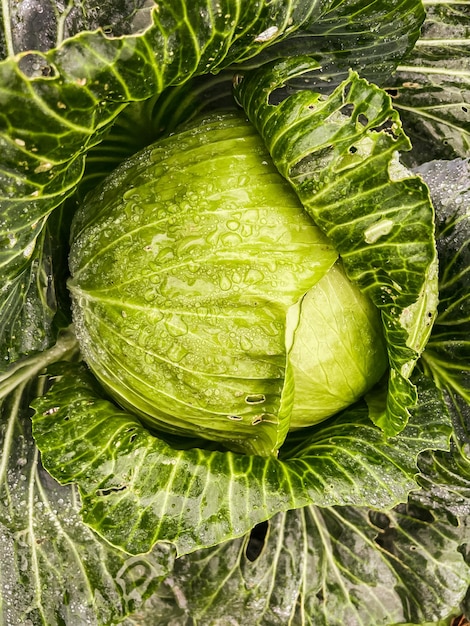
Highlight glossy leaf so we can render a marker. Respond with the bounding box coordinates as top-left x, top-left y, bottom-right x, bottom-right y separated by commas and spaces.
234, 59, 438, 437
412, 158, 470, 521
418, 159, 470, 408
0, 226, 58, 366
388, 1, 470, 164
240, 0, 425, 89
0, 379, 174, 626
137, 503, 470, 625
0, 0, 156, 59
31, 363, 451, 556
1, 1, 469, 623
76, 0, 427, 197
